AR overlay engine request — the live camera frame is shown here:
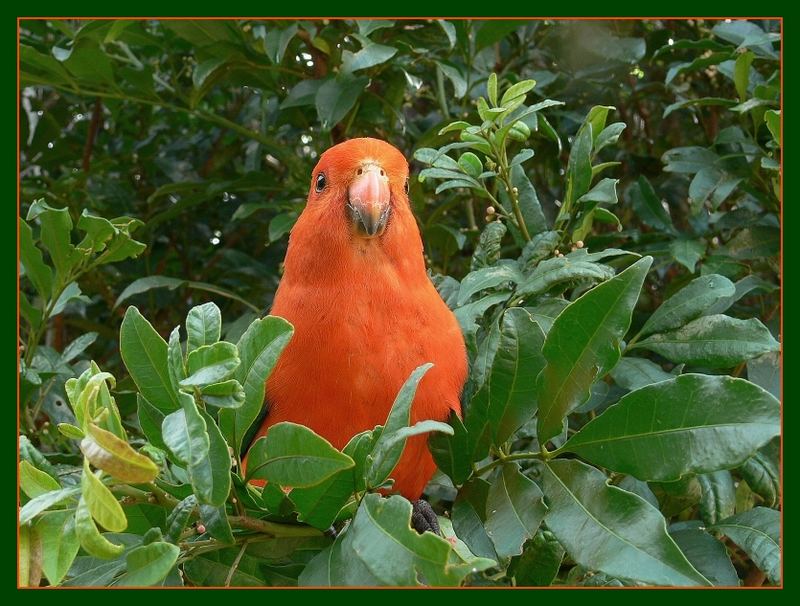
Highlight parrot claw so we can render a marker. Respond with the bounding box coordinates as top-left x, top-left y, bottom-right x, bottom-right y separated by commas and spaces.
411, 499, 441, 535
